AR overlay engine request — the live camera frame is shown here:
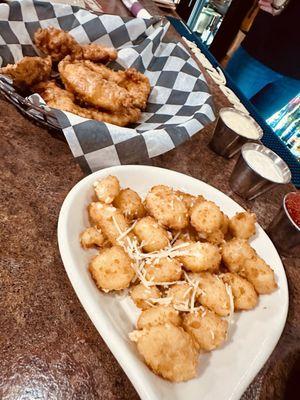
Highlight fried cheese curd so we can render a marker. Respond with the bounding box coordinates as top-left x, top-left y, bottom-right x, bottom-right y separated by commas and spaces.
182, 308, 228, 351
137, 305, 181, 330
130, 283, 161, 310
144, 257, 182, 283
145, 185, 189, 230
130, 324, 198, 382
80, 226, 106, 249
229, 212, 256, 240
221, 273, 258, 310
133, 216, 169, 252
195, 272, 231, 317
93, 175, 120, 204
89, 246, 134, 292
81, 175, 278, 382
175, 240, 221, 273
113, 188, 146, 220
